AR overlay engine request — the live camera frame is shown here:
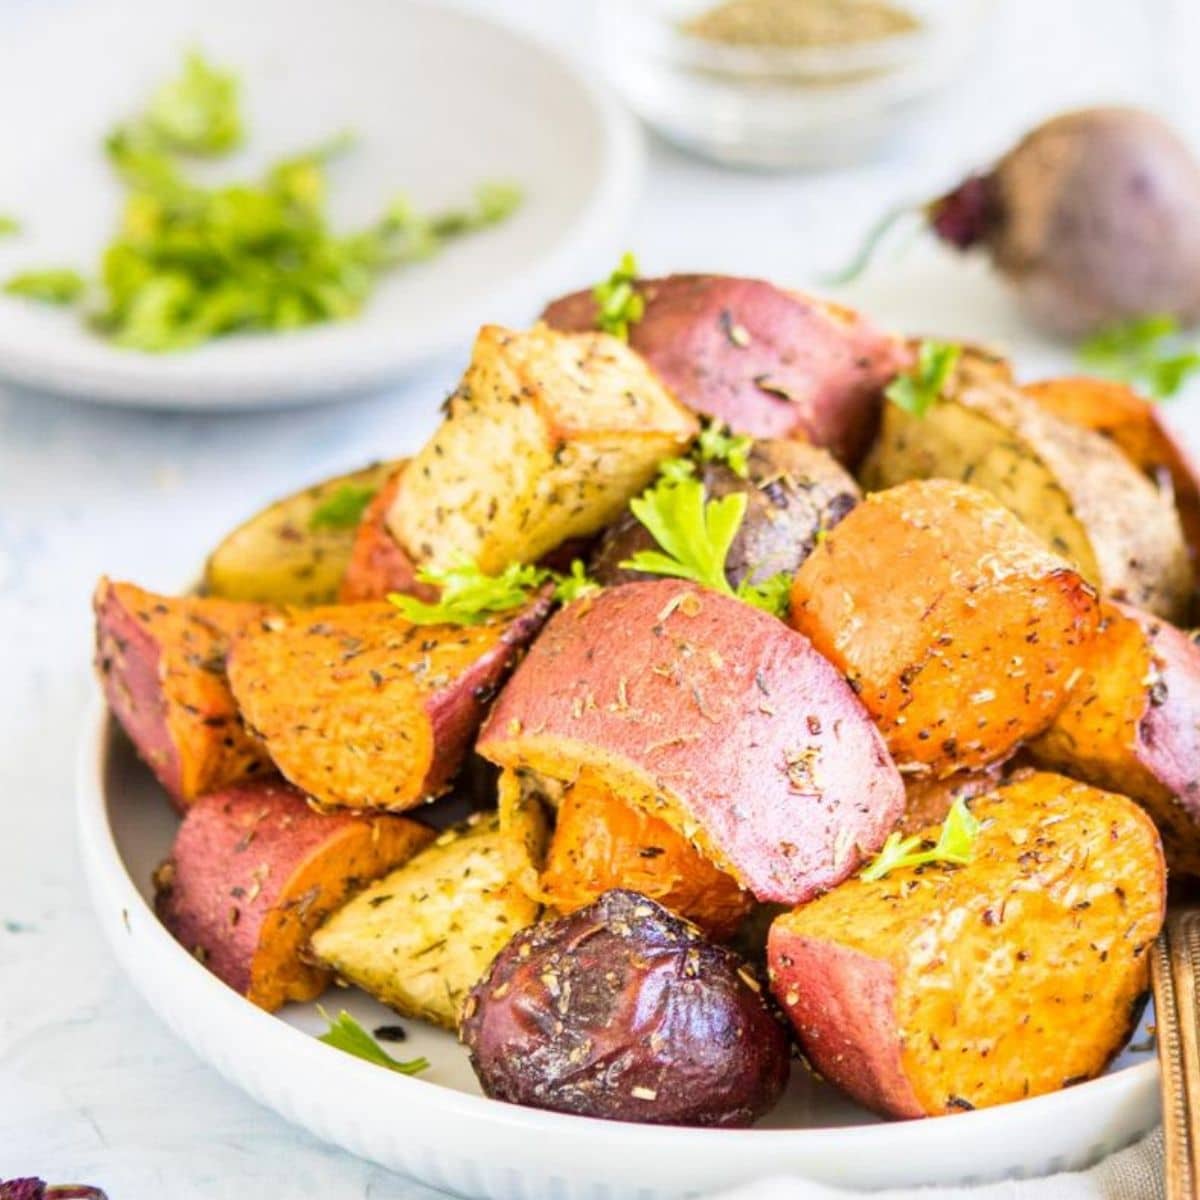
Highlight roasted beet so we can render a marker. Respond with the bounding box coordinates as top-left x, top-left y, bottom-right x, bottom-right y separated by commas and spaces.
461, 889, 790, 1127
